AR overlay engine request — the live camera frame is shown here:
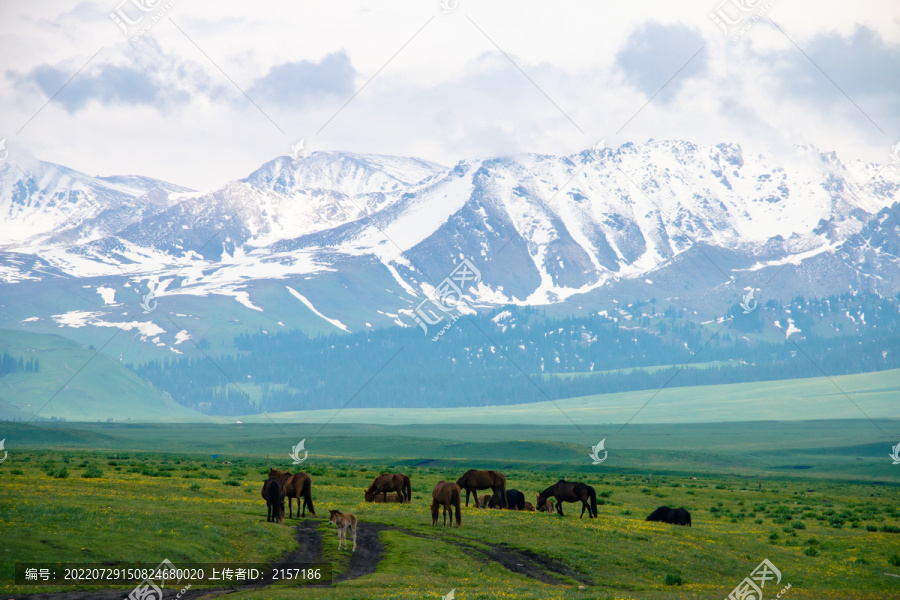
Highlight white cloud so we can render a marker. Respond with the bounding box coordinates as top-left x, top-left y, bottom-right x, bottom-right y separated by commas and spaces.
0, 0, 897, 190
